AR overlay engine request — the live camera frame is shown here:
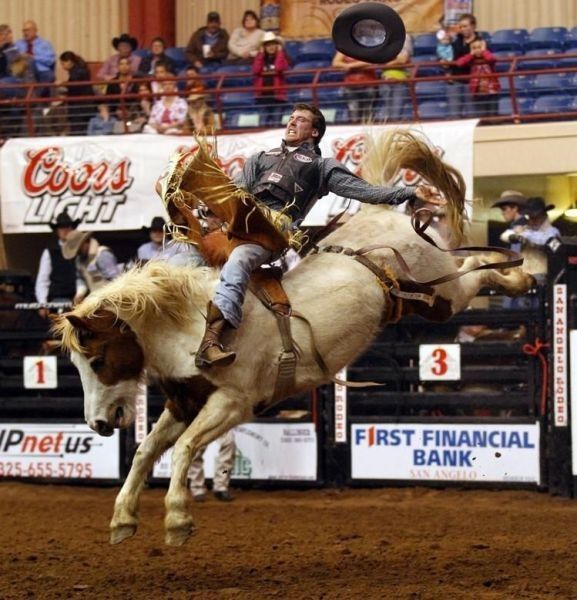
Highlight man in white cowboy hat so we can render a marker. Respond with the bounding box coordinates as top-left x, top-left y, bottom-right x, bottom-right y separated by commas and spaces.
35, 210, 82, 316
97, 32, 141, 81
137, 216, 166, 263
62, 231, 121, 303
